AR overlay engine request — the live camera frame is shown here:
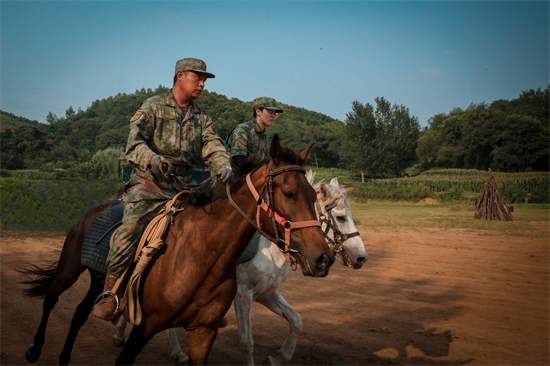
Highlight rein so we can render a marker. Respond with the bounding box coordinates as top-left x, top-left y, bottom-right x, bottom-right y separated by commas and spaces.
226, 161, 321, 272
315, 200, 361, 254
